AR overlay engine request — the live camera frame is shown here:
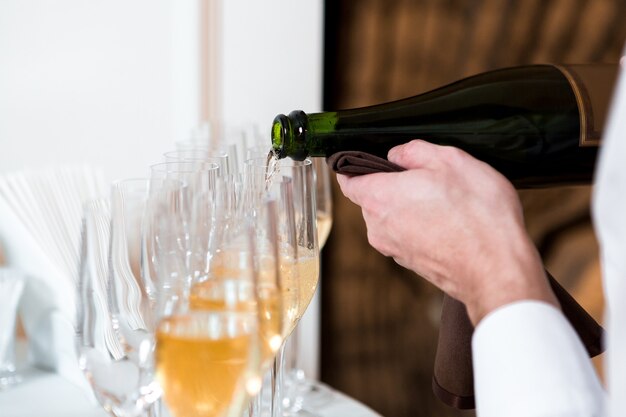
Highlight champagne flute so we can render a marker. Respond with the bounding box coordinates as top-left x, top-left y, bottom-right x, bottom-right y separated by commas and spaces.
109, 179, 178, 417
155, 201, 274, 417
149, 161, 220, 265
243, 157, 319, 417
241, 166, 305, 417
285, 158, 334, 411
77, 186, 163, 417
249, 198, 288, 372
77, 198, 124, 415
143, 177, 190, 326
242, 158, 318, 334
